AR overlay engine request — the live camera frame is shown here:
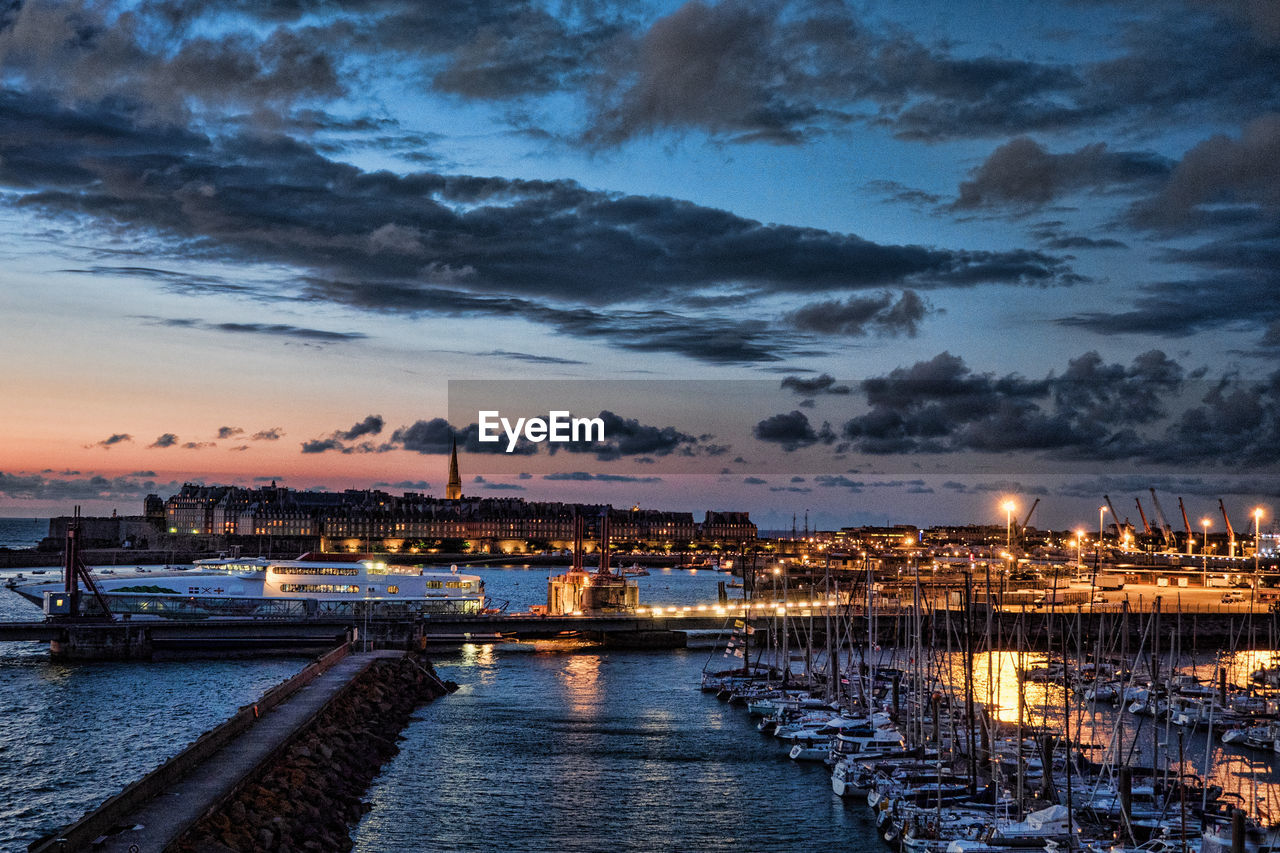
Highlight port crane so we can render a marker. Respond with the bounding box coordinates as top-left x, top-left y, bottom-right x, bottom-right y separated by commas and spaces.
1018, 498, 1040, 549
1219, 499, 1237, 557
1178, 497, 1195, 554
1103, 495, 1132, 541
1135, 497, 1154, 540
1149, 488, 1176, 551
